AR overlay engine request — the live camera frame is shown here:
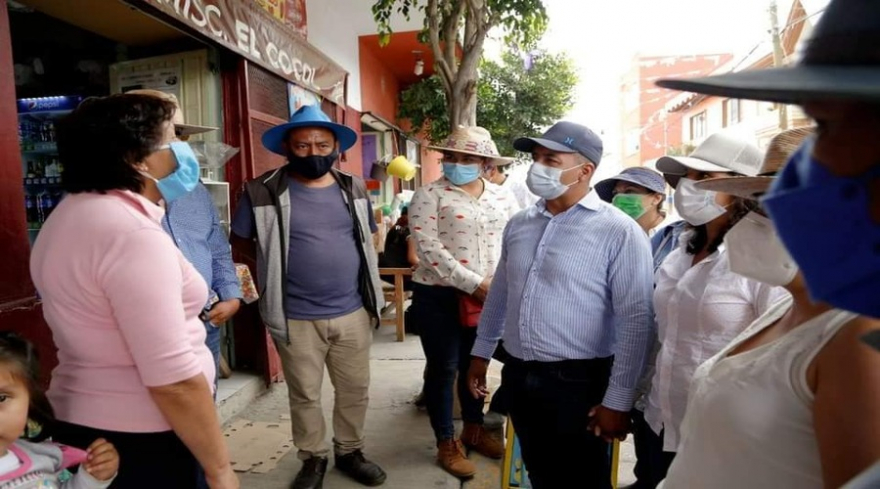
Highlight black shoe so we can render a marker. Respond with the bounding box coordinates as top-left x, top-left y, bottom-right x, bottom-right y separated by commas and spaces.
335, 450, 387, 486
291, 457, 327, 489
413, 389, 427, 410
